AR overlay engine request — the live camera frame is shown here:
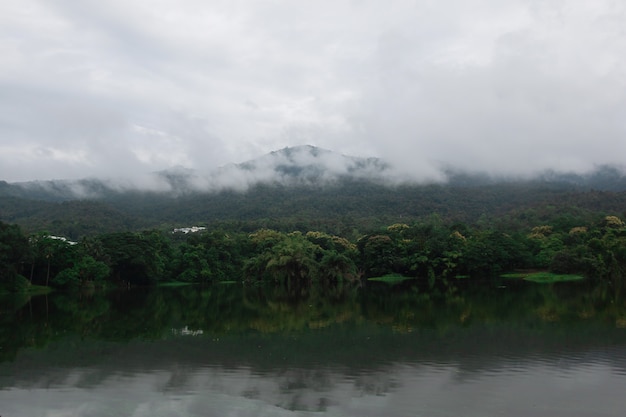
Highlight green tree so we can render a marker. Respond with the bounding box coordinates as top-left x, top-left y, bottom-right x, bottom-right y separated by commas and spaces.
359, 234, 397, 277
53, 256, 110, 287
461, 230, 529, 277
173, 230, 248, 283
25, 232, 77, 287
0, 222, 30, 292
175, 243, 212, 282
99, 231, 173, 285
319, 251, 358, 282
244, 229, 358, 286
